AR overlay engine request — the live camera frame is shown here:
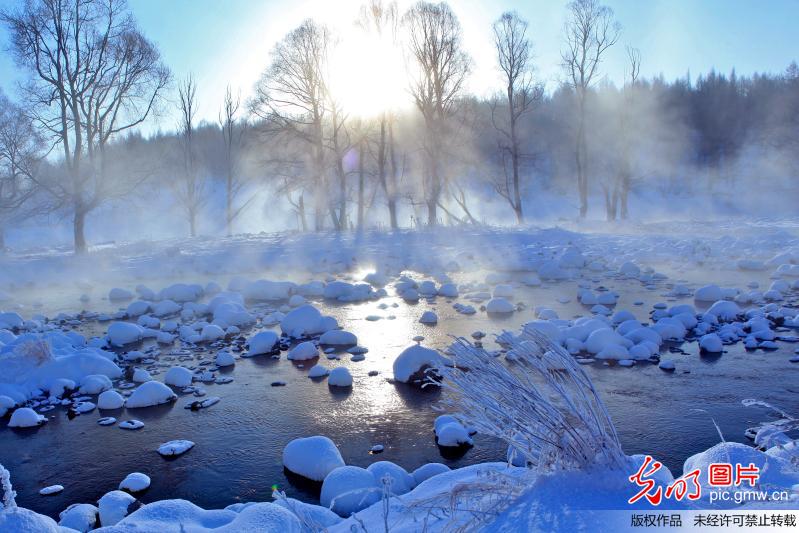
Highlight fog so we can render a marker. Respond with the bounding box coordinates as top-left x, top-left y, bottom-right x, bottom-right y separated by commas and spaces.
1, 0, 797, 253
